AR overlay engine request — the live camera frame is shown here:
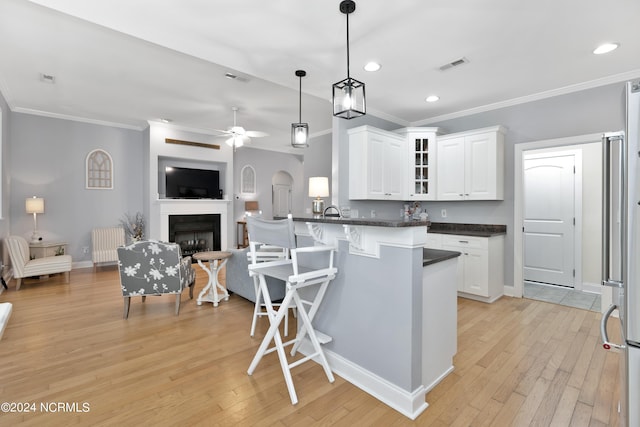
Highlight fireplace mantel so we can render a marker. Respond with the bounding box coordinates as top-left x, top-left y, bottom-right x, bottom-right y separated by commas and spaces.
158, 199, 230, 250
